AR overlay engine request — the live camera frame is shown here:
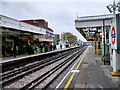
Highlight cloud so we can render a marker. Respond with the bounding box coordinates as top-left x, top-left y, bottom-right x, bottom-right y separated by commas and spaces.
2, 1, 114, 42
1, 0, 119, 3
